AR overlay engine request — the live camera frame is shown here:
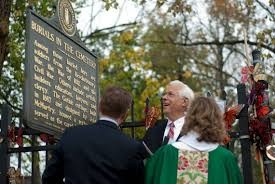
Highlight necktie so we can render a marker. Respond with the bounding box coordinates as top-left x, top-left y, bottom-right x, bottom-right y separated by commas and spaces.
167, 122, 175, 140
